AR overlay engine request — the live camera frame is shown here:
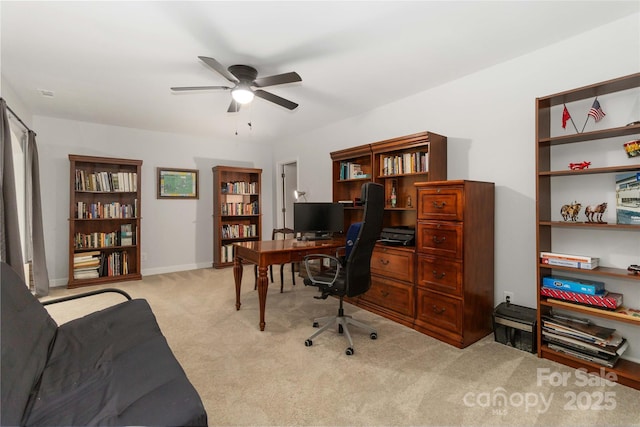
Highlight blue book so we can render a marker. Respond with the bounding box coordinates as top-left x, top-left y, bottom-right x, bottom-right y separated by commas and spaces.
542, 275, 605, 295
